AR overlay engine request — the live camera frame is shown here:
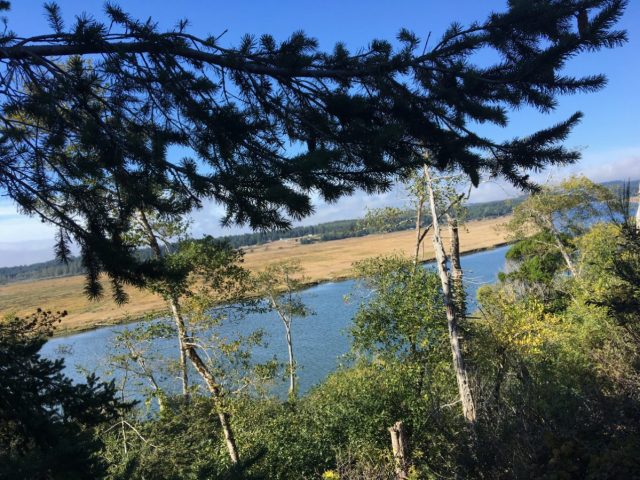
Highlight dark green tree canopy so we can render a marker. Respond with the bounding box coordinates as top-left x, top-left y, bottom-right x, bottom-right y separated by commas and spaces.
0, 0, 627, 295
0, 310, 126, 479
